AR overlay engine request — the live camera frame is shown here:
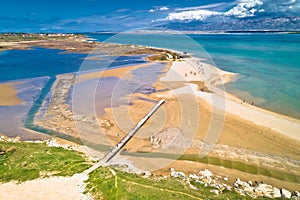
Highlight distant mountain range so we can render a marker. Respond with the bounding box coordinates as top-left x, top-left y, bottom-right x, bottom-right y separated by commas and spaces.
157, 16, 300, 32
